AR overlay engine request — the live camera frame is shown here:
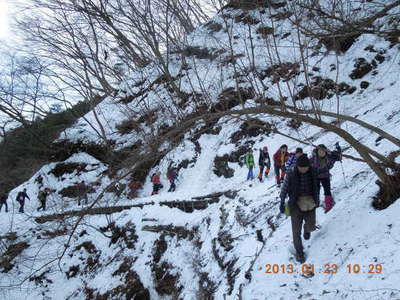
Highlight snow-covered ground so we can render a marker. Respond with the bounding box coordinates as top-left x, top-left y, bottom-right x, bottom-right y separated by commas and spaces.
1, 1, 400, 299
